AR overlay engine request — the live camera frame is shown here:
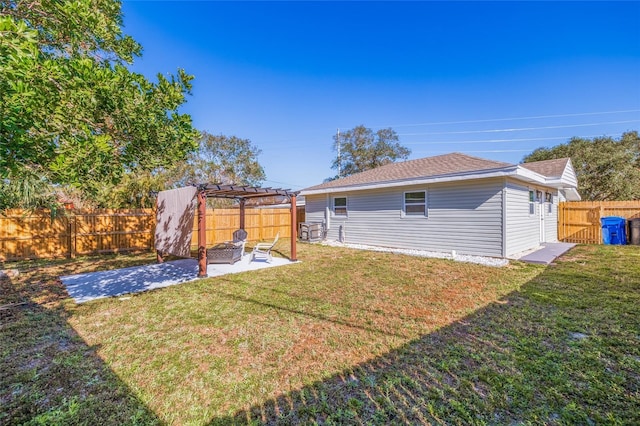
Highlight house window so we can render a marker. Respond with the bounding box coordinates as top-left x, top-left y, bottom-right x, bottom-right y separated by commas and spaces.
333, 197, 347, 216
404, 191, 427, 216
529, 190, 535, 215
545, 192, 553, 214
